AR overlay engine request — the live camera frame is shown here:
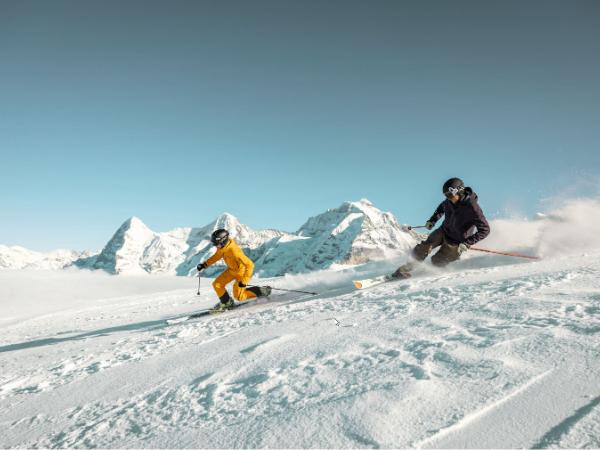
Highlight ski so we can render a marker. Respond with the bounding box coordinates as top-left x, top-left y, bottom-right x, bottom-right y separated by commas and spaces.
353, 272, 411, 289
166, 298, 260, 324
166, 289, 318, 325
